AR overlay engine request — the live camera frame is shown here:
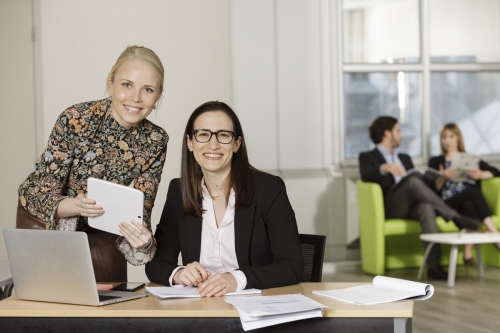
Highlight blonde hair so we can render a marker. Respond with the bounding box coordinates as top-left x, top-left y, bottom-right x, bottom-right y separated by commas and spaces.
107, 46, 164, 92
440, 123, 465, 155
